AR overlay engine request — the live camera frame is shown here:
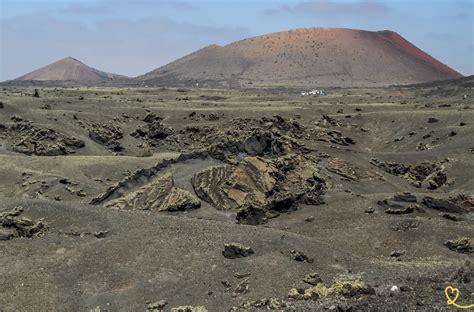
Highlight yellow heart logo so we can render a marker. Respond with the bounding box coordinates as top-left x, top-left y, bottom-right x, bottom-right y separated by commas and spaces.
444, 286, 474, 309
445, 286, 459, 305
